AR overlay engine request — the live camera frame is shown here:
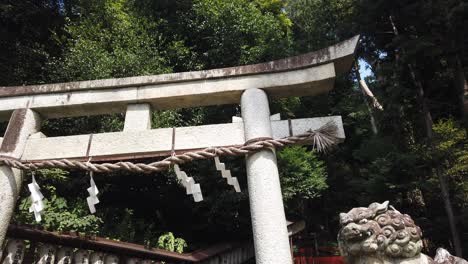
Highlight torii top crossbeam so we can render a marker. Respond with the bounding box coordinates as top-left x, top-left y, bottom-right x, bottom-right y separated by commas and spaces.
0, 36, 359, 121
